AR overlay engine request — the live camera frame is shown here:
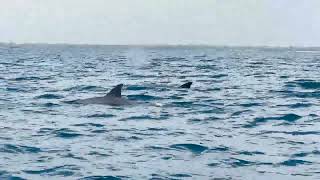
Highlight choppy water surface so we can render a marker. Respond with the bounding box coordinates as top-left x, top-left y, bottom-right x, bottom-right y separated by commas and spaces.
0, 44, 320, 179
